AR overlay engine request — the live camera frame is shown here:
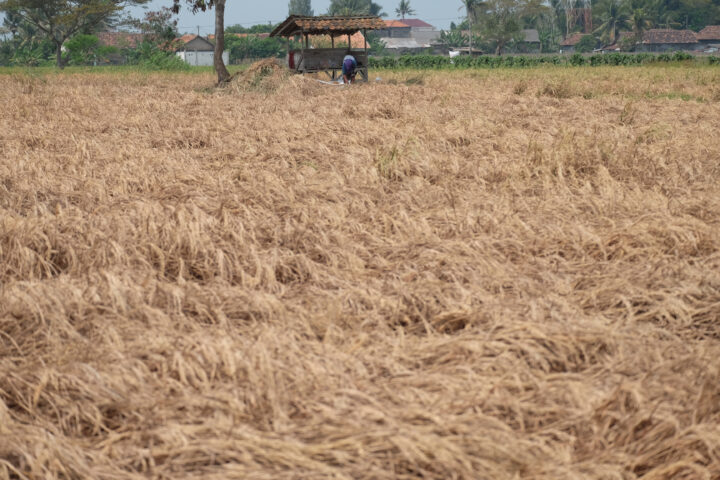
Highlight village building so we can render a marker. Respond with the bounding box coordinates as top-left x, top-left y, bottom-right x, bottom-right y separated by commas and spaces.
637, 29, 700, 52
377, 19, 440, 54
516, 29, 541, 53
696, 25, 720, 52
175, 35, 229, 66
